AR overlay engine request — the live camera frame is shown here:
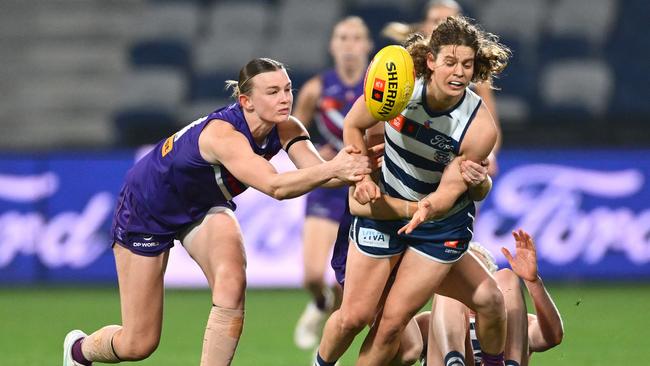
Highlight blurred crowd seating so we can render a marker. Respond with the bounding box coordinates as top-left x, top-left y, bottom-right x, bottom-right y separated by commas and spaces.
0, 0, 645, 149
